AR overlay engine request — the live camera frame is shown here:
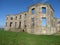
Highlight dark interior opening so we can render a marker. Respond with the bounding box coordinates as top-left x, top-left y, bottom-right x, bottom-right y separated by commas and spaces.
10, 22, 12, 27
22, 29, 25, 32
19, 22, 21, 28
